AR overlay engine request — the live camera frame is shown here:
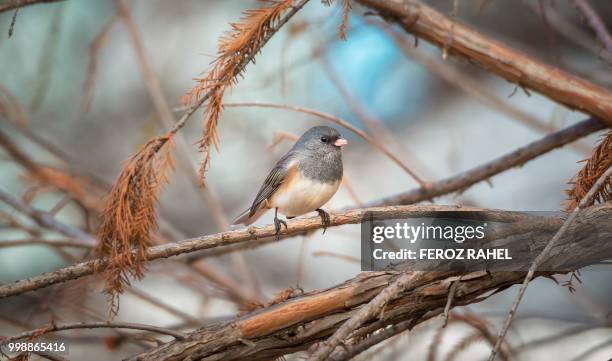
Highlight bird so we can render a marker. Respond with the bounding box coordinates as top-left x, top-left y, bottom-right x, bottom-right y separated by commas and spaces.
232, 126, 347, 238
